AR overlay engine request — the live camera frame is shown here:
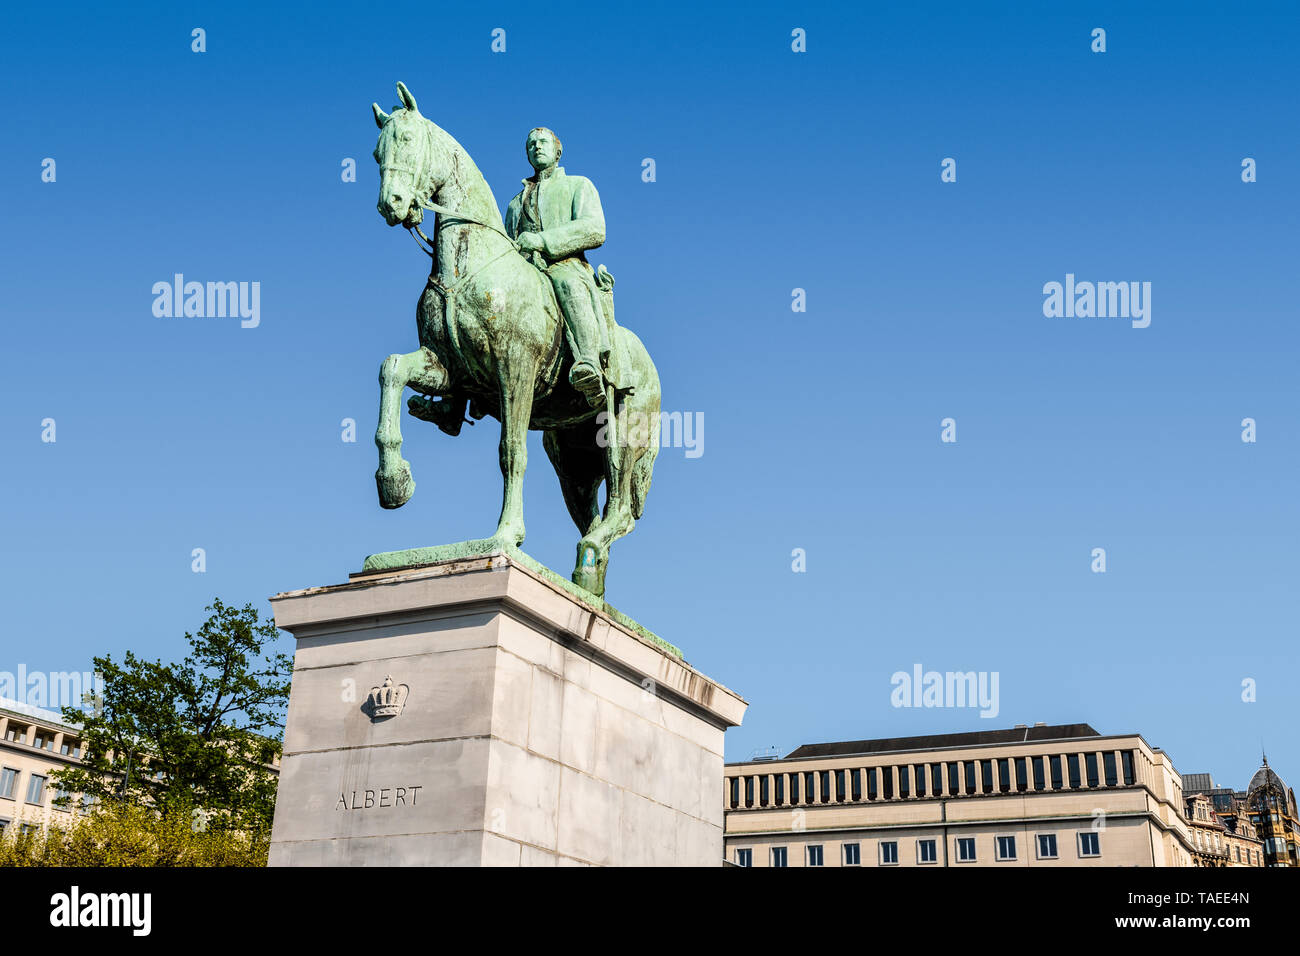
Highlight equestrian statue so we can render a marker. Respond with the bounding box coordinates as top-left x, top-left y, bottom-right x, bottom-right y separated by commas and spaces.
369, 82, 661, 598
